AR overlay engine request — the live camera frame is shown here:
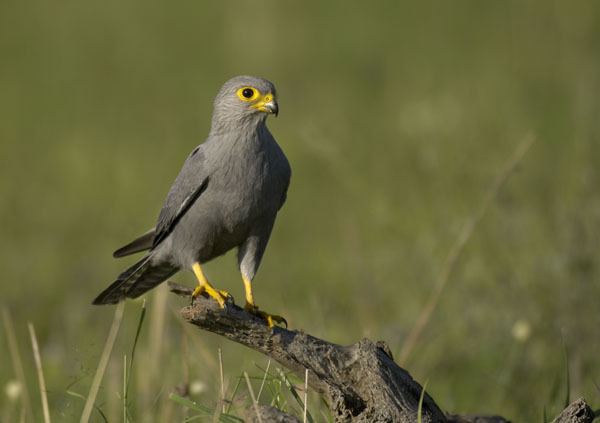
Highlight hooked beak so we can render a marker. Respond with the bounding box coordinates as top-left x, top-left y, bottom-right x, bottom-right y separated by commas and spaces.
264, 100, 279, 116
252, 93, 279, 117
